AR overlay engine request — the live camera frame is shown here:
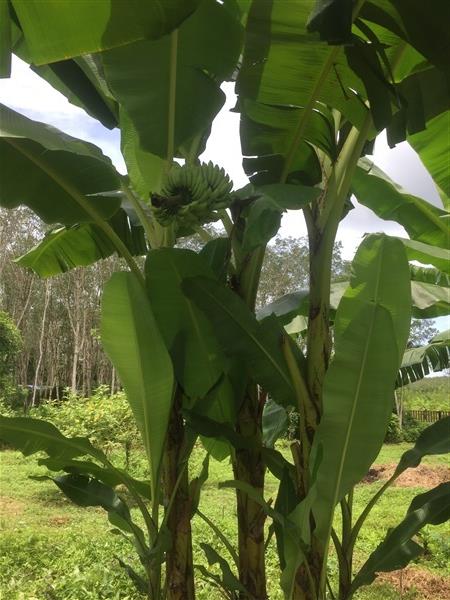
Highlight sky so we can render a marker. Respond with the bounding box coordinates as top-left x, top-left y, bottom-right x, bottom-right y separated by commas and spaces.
1, 56, 448, 331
